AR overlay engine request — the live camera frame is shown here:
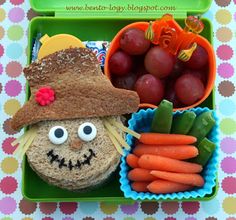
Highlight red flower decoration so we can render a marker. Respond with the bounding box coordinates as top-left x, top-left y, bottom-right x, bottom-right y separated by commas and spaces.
35, 87, 55, 106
